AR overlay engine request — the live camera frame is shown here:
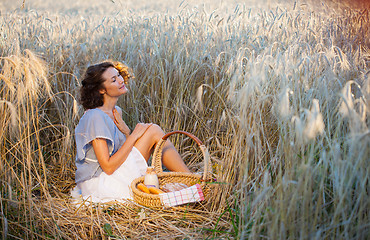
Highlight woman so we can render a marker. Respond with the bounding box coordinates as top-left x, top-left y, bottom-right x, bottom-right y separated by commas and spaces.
73, 61, 190, 203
